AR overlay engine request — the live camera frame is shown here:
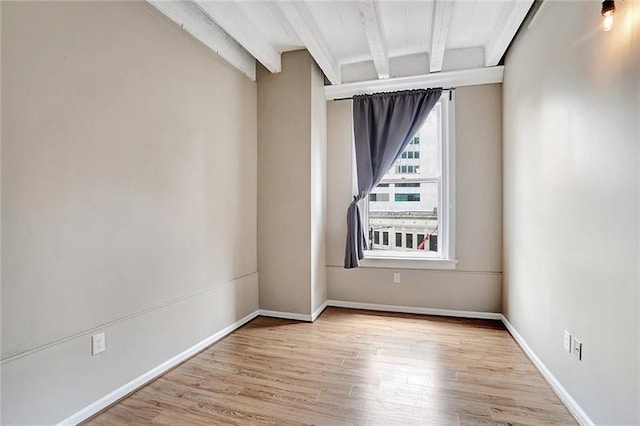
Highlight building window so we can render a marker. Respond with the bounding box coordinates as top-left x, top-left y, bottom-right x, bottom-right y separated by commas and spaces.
401, 151, 420, 159
364, 94, 454, 260
374, 231, 380, 245
395, 193, 420, 202
369, 193, 389, 202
